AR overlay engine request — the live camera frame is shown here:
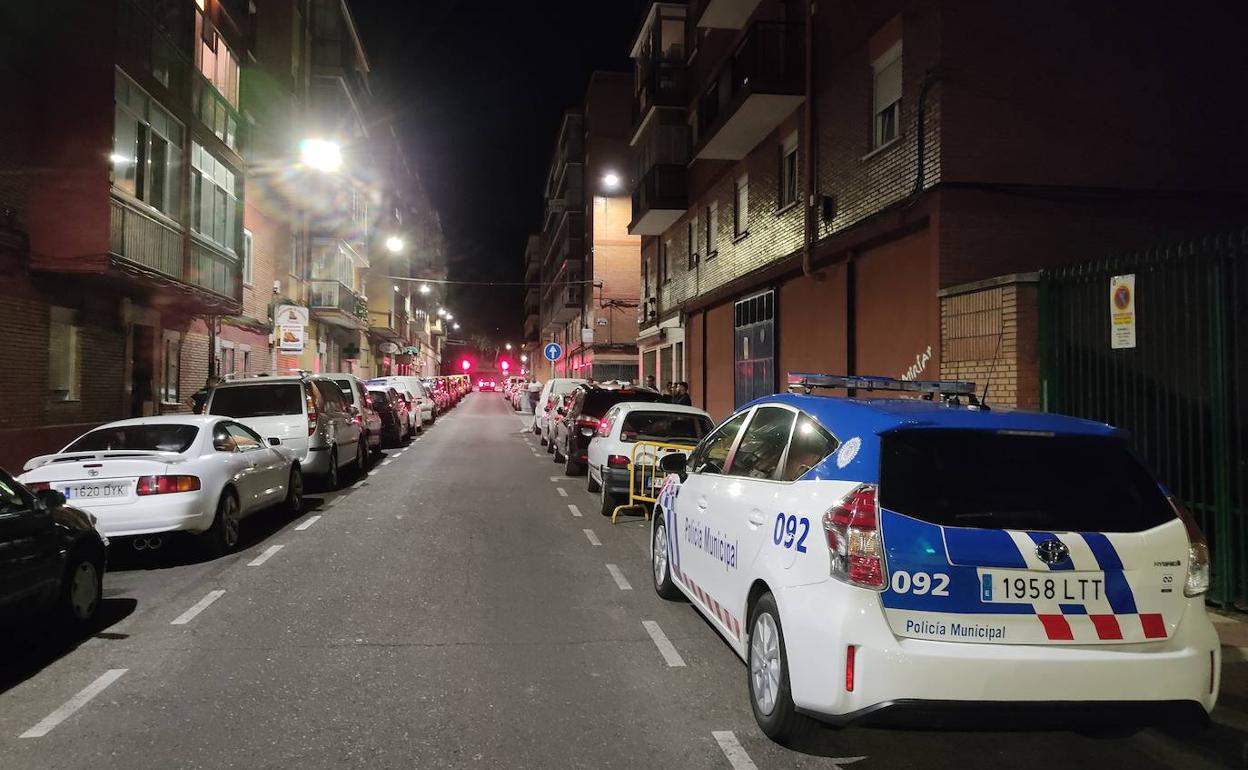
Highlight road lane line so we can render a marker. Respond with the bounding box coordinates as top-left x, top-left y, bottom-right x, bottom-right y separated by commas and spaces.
170, 590, 225, 625
711, 732, 757, 770
582, 528, 601, 546
549, 476, 570, 481
642, 620, 685, 667
352, 480, 367, 489
556, 487, 568, 497
606, 564, 632, 590
368, 470, 380, 476
295, 515, 322, 531
20, 669, 128, 738
326, 497, 342, 507
381, 459, 392, 466
568, 504, 583, 518
248, 545, 284, 566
